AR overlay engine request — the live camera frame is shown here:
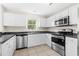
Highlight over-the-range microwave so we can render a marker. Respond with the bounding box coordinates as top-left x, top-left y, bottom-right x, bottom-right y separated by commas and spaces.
55, 16, 70, 26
